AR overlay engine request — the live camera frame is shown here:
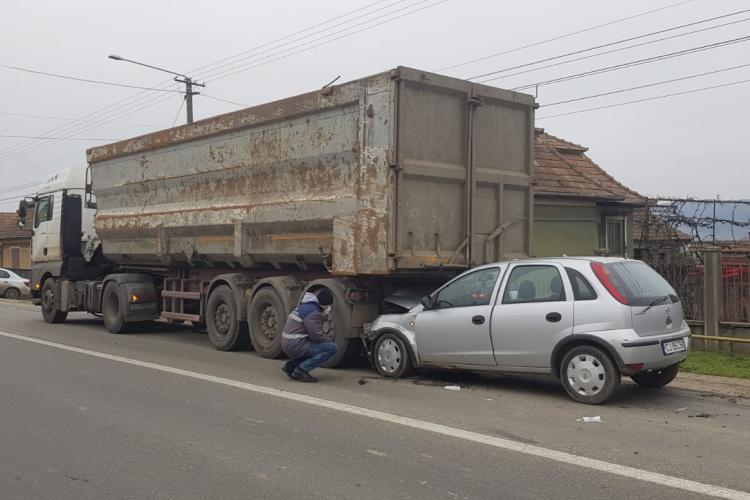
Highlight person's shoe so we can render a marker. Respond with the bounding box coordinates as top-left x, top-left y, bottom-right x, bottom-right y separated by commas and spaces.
281, 361, 296, 380
292, 368, 318, 383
